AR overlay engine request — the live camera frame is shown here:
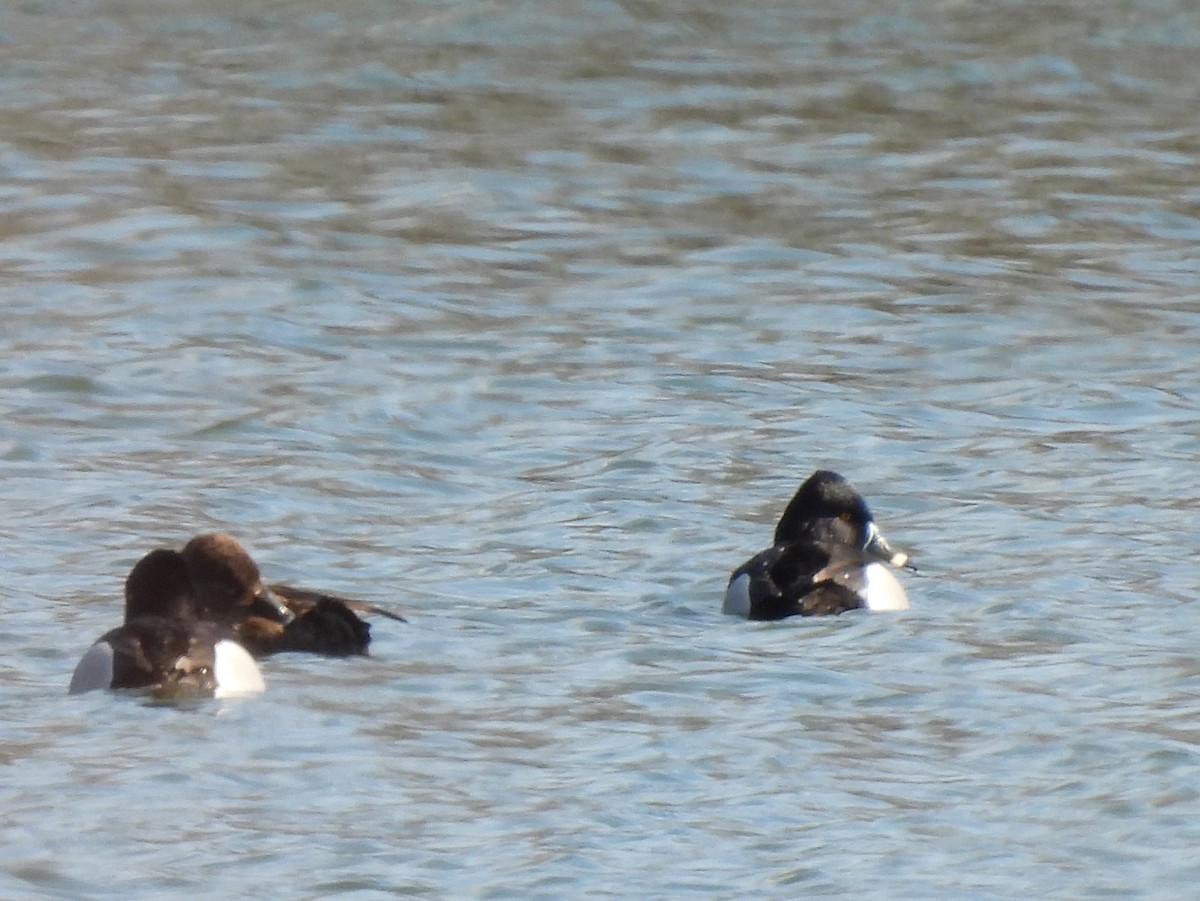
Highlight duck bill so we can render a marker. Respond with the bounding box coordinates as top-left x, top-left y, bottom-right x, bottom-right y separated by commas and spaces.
863, 522, 914, 570
249, 586, 295, 625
